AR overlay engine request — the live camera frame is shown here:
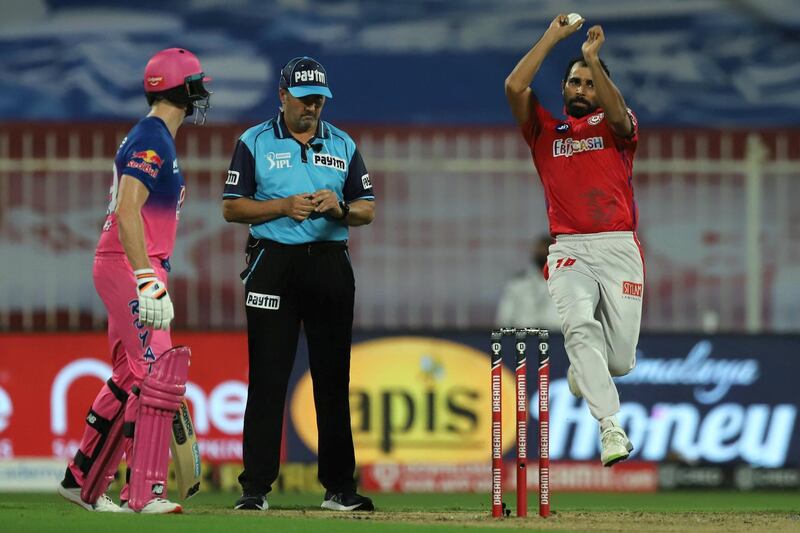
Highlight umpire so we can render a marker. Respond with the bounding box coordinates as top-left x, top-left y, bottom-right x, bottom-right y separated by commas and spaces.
222, 56, 375, 512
